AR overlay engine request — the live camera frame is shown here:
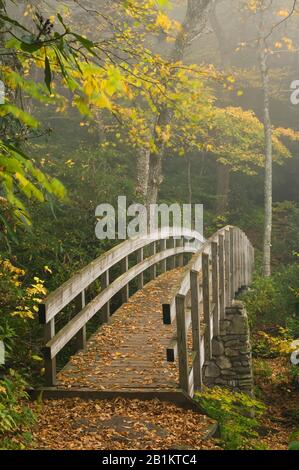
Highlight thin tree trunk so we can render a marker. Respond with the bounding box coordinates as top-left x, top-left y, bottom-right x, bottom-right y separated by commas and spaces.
136, 148, 150, 202
140, 0, 212, 208
210, 4, 231, 215
259, 30, 272, 277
